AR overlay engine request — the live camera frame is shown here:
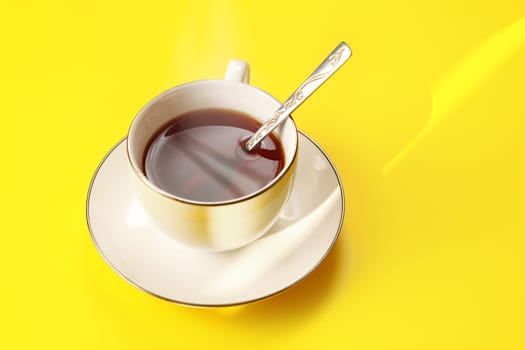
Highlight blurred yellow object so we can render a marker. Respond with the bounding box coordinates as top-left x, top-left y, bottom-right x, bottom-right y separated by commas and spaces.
1, 1, 524, 349
384, 15, 525, 174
